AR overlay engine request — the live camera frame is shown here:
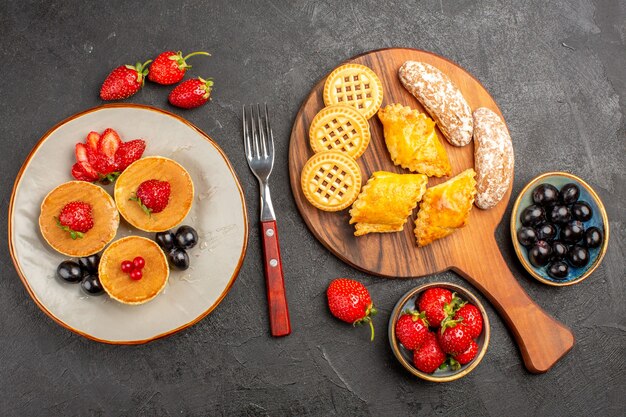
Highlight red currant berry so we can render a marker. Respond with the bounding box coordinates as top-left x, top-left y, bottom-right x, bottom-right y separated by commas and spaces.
121, 260, 134, 273
133, 256, 146, 269
130, 269, 143, 280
